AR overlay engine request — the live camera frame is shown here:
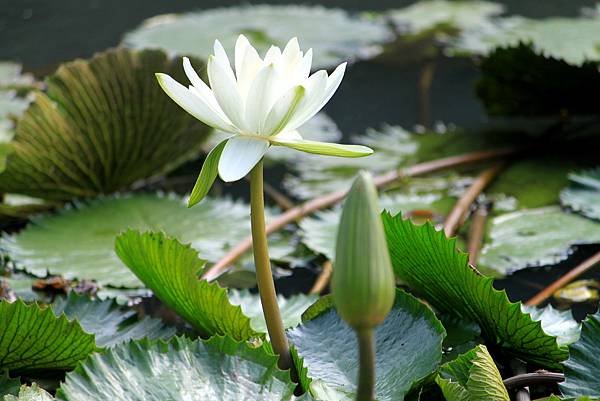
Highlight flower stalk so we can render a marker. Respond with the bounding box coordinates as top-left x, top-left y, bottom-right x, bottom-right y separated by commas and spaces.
356, 328, 376, 401
249, 159, 292, 370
